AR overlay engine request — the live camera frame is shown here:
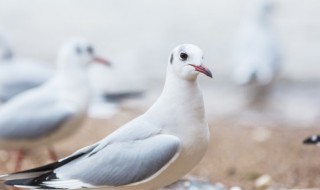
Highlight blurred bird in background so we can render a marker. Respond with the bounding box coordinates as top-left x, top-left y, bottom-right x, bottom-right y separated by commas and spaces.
0, 28, 143, 120
233, 0, 281, 108
303, 135, 320, 145
0, 30, 54, 102
0, 37, 110, 172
